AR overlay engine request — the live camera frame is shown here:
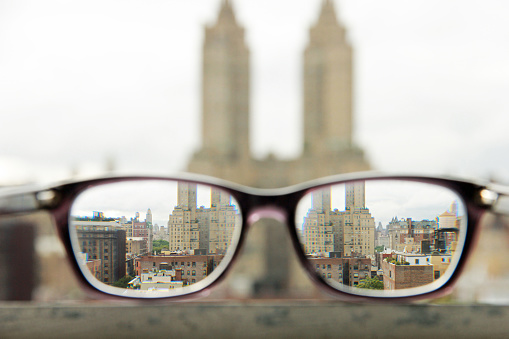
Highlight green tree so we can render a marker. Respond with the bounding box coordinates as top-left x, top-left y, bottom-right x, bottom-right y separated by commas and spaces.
357, 277, 384, 290
153, 239, 169, 254
112, 275, 135, 288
